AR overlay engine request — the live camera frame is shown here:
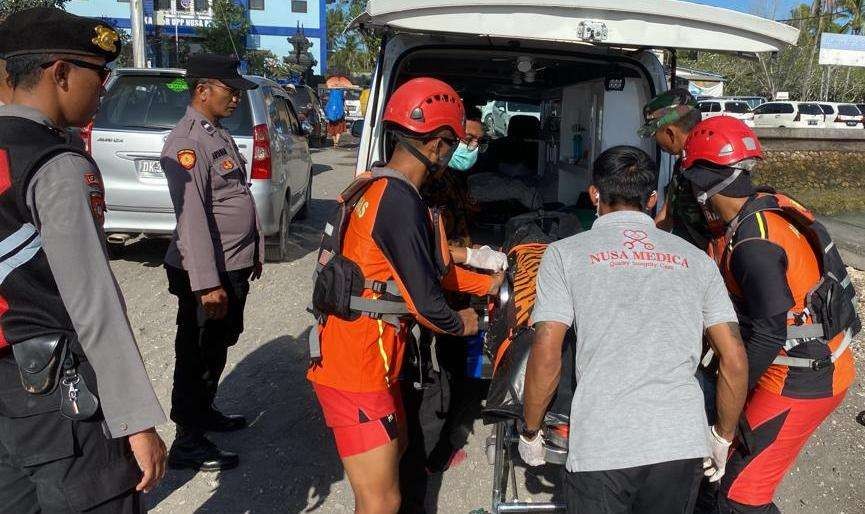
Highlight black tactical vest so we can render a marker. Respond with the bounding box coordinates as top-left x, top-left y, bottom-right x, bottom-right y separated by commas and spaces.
0, 115, 91, 346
